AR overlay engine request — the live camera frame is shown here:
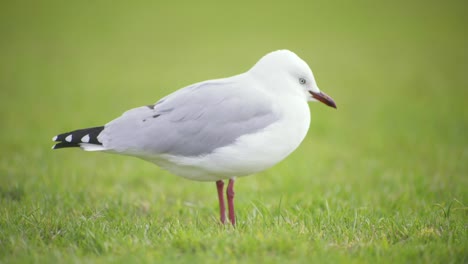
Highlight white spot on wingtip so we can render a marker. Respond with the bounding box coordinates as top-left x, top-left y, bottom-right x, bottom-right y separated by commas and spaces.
52, 136, 58, 141
65, 135, 72, 142
51, 145, 56, 149
81, 134, 90, 143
